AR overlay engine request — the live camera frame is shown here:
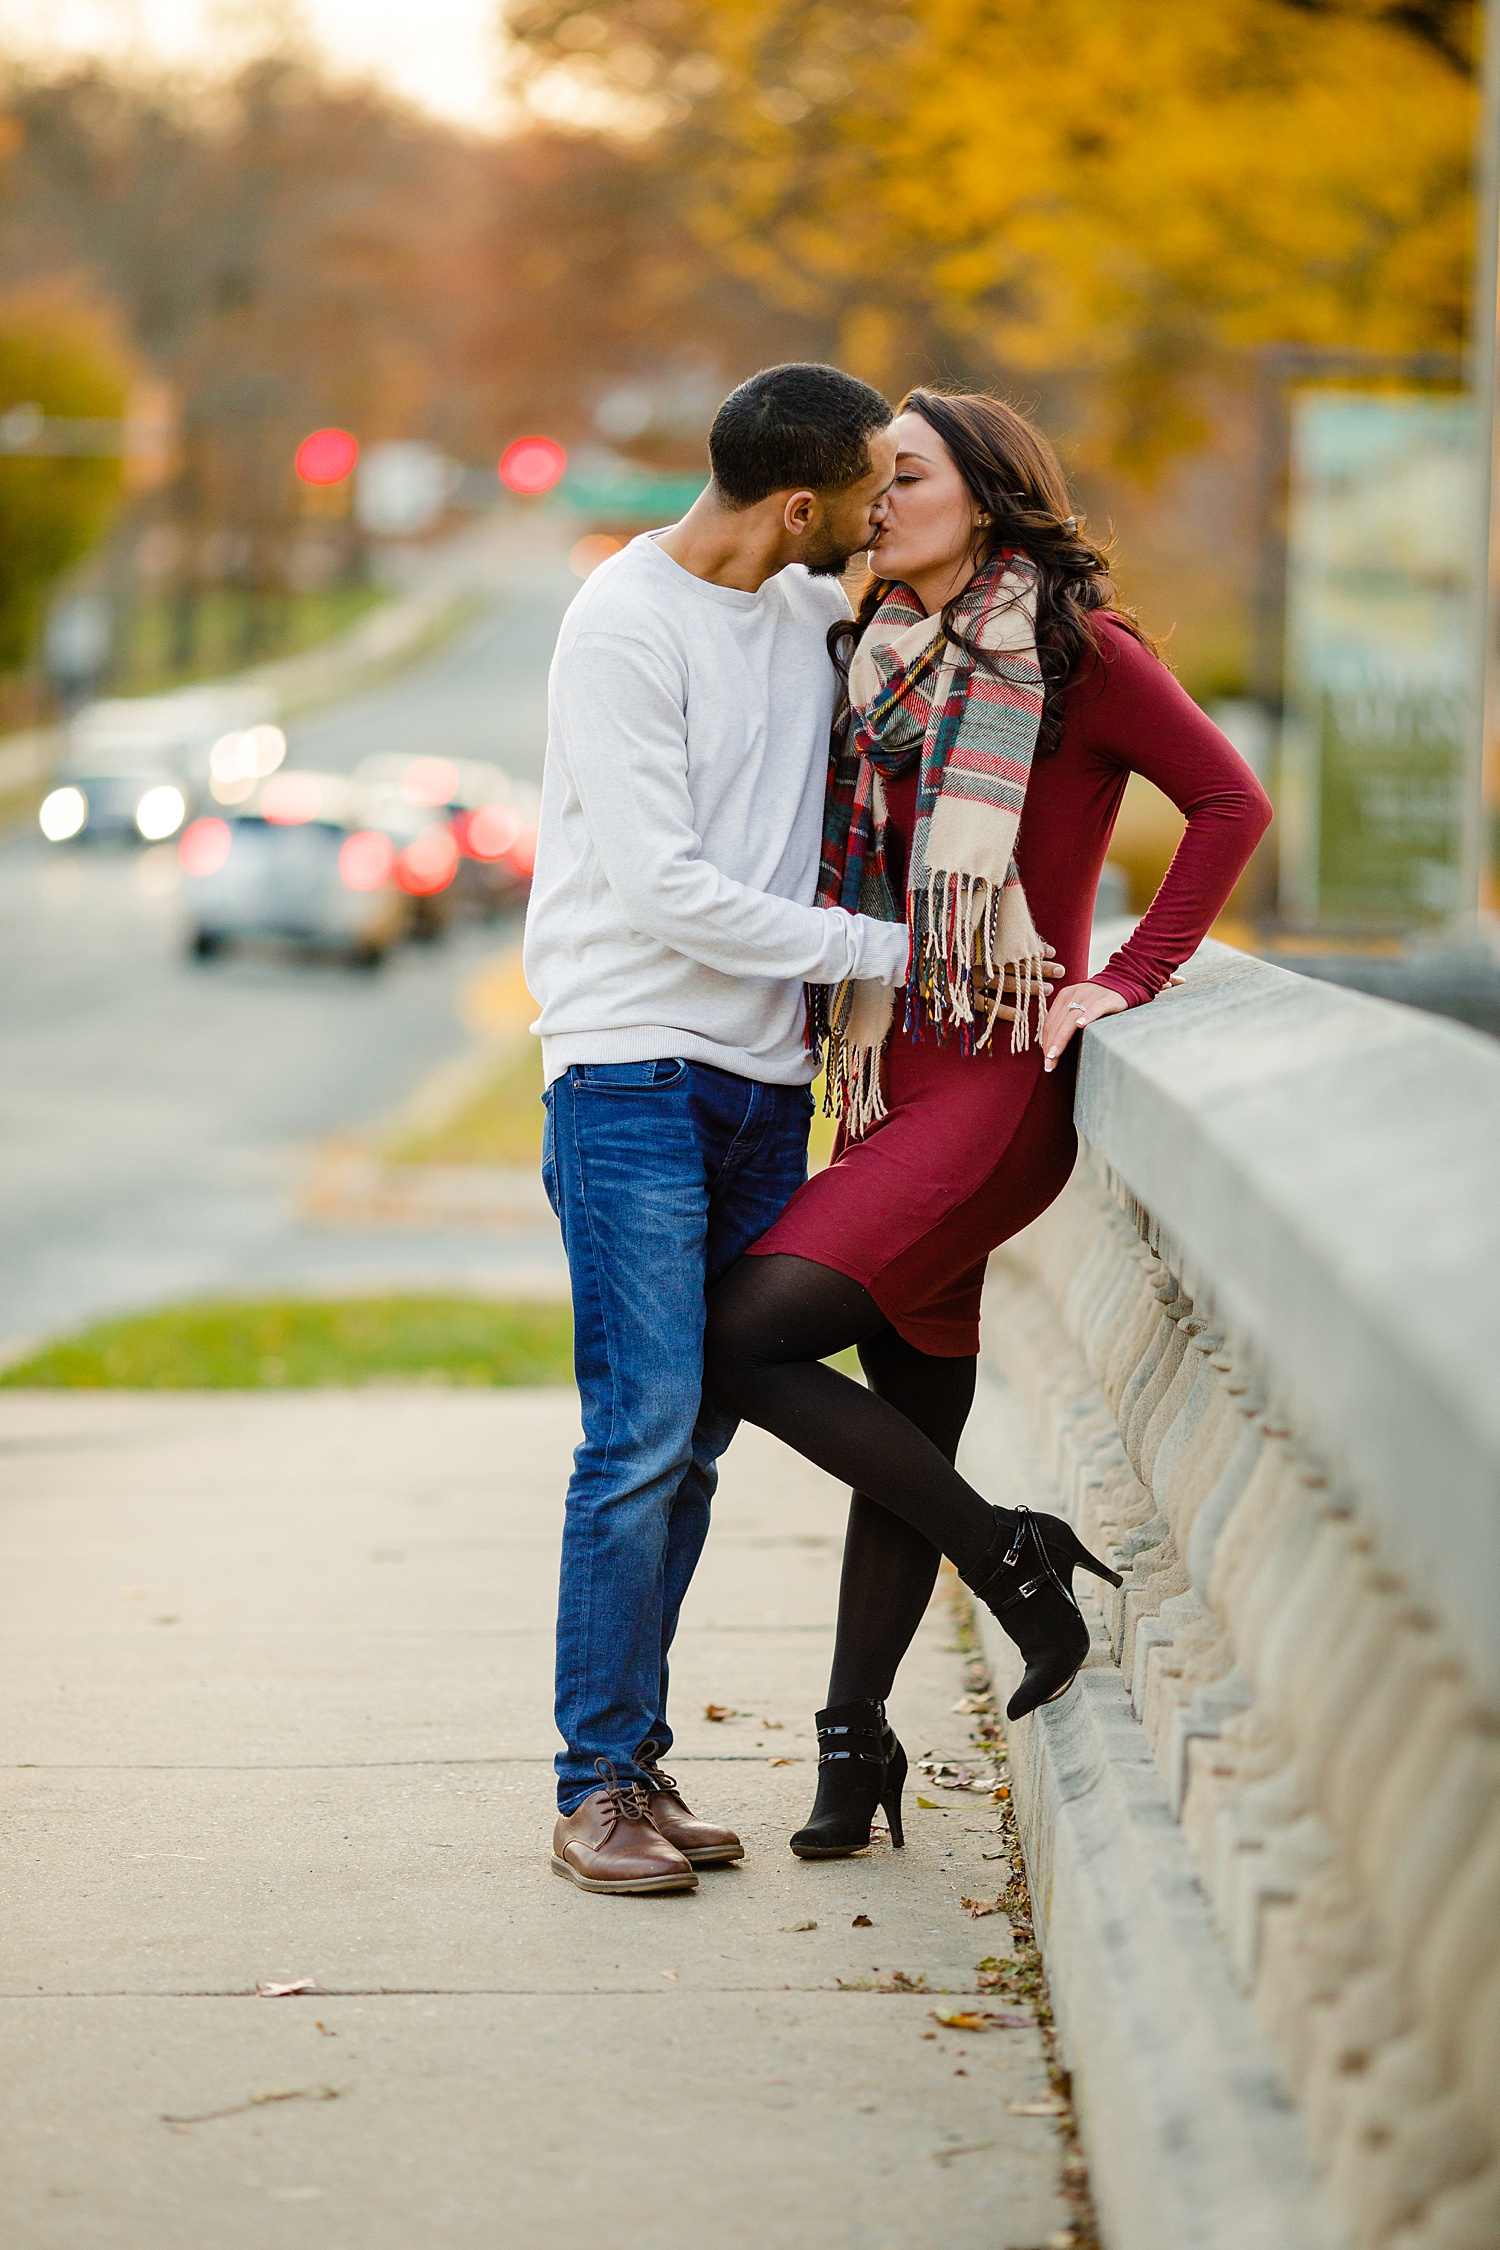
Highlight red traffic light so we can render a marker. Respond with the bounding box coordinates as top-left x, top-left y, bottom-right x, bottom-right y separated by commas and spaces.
499, 436, 566, 496
295, 428, 359, 485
